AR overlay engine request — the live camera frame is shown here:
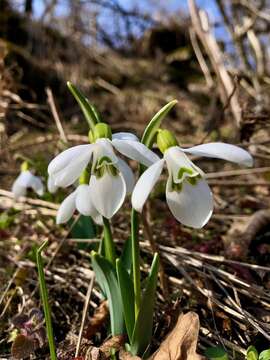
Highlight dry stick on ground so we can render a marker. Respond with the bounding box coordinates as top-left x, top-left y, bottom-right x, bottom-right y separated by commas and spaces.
75, 274, 95, 357
46, 87, 68, 143
188, 0, 242, 128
